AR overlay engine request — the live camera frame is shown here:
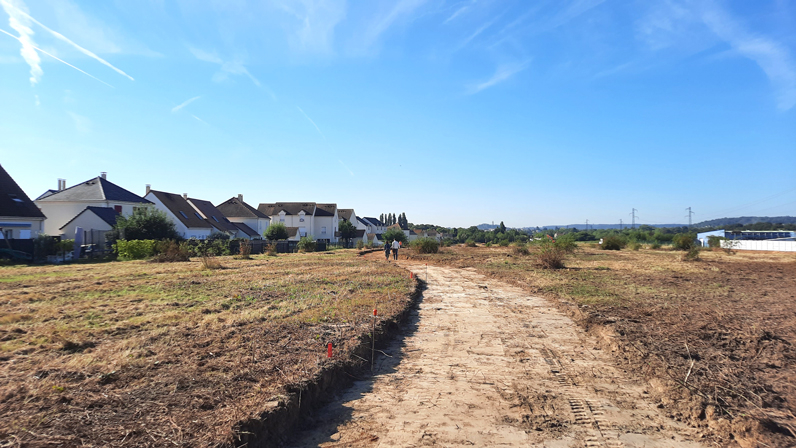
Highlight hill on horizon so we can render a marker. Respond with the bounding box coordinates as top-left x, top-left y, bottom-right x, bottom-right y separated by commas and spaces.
695, 216, 796, 227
